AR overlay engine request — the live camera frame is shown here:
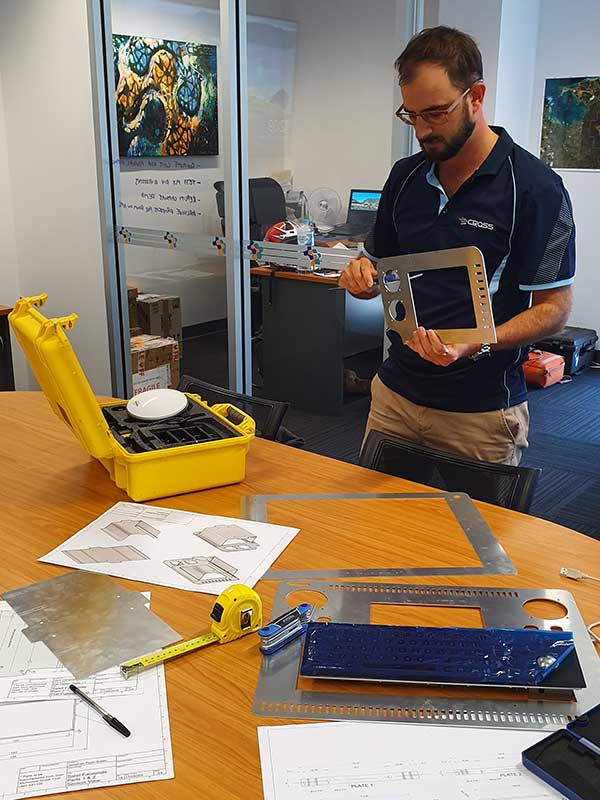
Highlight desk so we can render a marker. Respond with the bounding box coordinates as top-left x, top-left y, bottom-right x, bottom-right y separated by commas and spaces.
3, 392, 600, 800
0, 306, 15, 391
251, 267, 383, 414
